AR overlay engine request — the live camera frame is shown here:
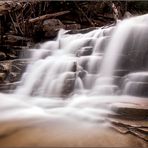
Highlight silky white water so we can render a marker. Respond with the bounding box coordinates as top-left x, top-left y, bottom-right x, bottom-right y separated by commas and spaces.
0, 14, 148, 123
